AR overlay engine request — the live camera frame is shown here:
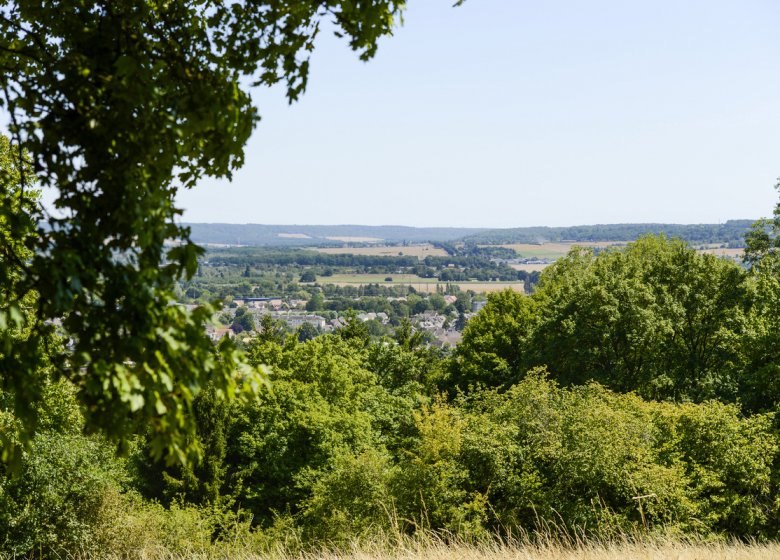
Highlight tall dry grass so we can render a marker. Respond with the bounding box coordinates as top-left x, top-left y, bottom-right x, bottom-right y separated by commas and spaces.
58, 540, 780, 560
291, 541, 780, 560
